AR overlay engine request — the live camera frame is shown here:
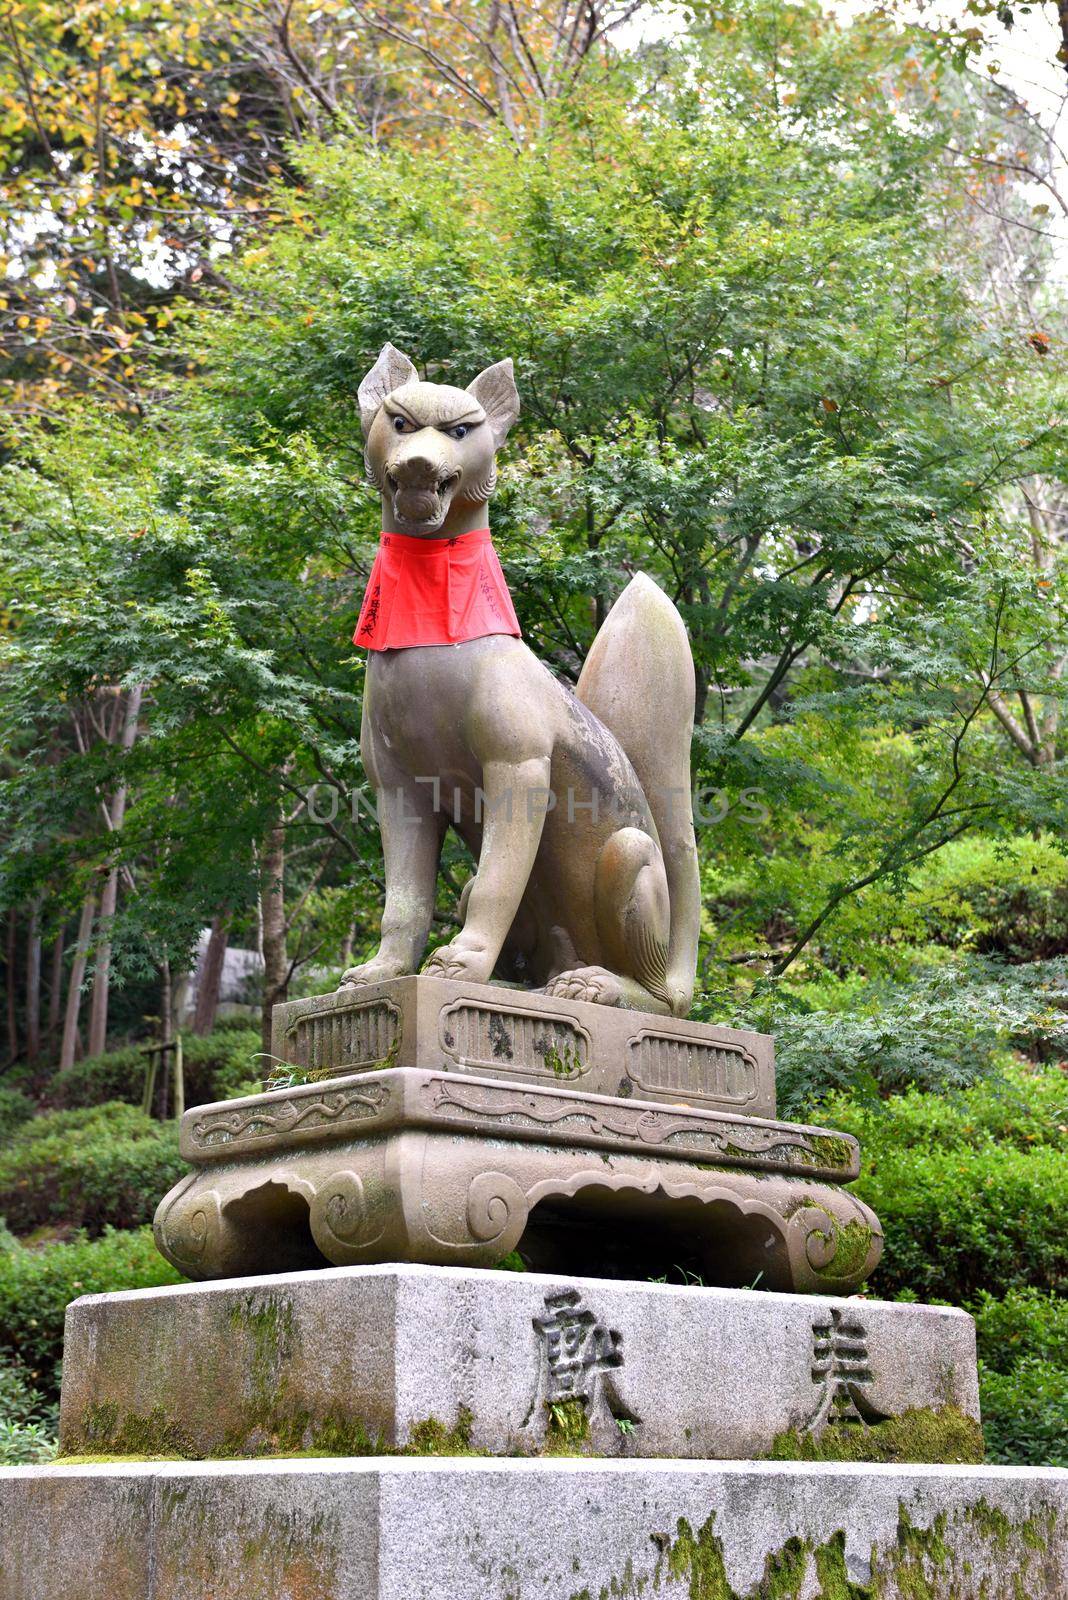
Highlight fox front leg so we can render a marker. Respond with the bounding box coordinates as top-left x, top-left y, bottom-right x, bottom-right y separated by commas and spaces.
424, 755, 551, 986
339, 776, 444, 990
